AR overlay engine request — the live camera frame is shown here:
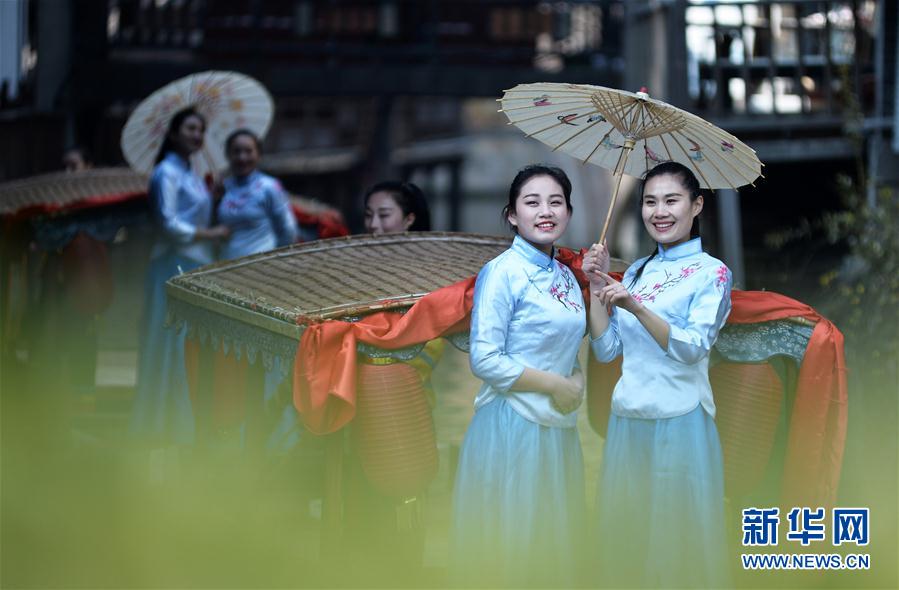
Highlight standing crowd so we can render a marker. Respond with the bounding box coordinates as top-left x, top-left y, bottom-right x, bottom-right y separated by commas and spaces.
132, 106, 734, 588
